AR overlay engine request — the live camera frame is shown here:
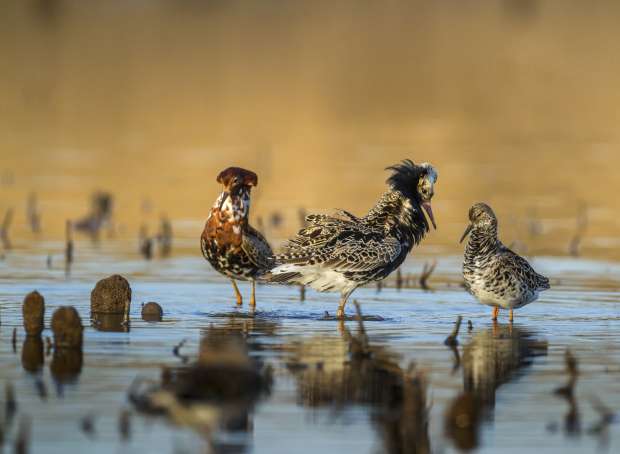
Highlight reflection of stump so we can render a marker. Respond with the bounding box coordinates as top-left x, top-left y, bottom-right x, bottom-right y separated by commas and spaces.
91, 274, 131, 315
23, 291, 45, 336
91, 312, 129, 332
141, 302, 163, 322
51, 348, 83, 384
444, 392, 480, 451
21, 336, 44, 373
51, 307, 83, 349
